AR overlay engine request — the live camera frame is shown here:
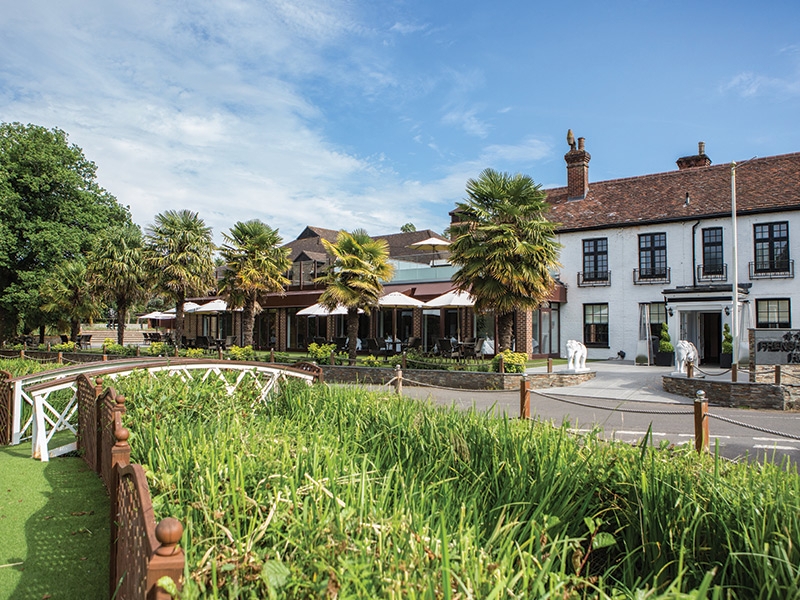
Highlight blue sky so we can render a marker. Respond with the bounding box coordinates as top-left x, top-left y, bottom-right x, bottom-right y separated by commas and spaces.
2, 0, 799, 243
